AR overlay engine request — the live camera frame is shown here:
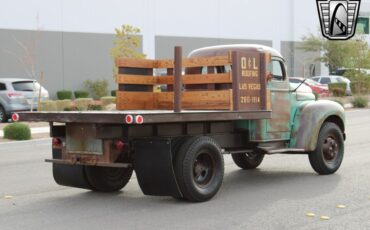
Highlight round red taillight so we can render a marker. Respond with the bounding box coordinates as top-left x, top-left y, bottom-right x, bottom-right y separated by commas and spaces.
11, 113, 19, 122
125, 115, 133, 124
135, 115, 144, 124
52, 138, 62, 148
115, 140, 125, 151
